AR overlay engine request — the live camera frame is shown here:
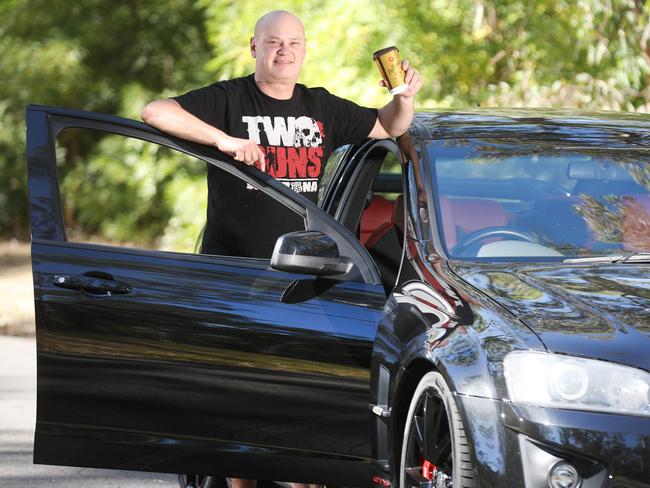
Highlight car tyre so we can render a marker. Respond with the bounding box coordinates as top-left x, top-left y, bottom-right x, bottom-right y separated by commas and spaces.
399, 372, 473, 488
178, 475, 227, 488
